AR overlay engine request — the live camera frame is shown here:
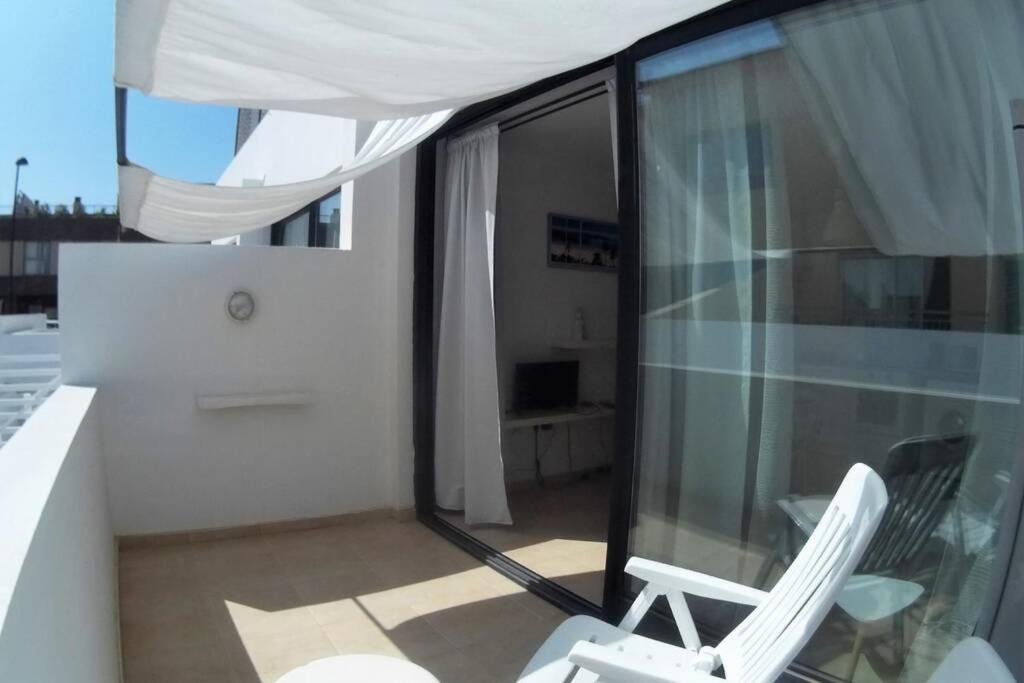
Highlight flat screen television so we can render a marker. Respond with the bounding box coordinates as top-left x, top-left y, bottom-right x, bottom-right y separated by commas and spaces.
514, 361, 579, 412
